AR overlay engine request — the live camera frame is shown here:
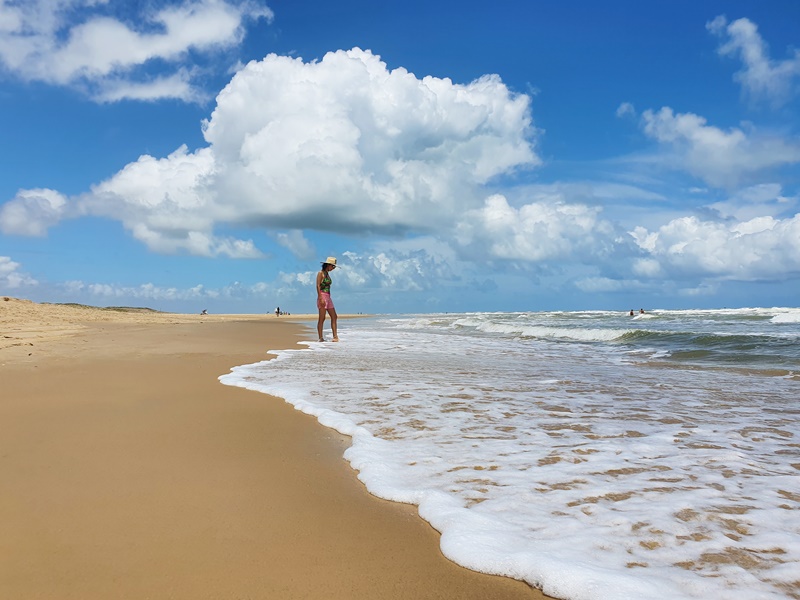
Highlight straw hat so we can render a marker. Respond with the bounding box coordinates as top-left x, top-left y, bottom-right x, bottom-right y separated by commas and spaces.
322, 256, 337, 267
